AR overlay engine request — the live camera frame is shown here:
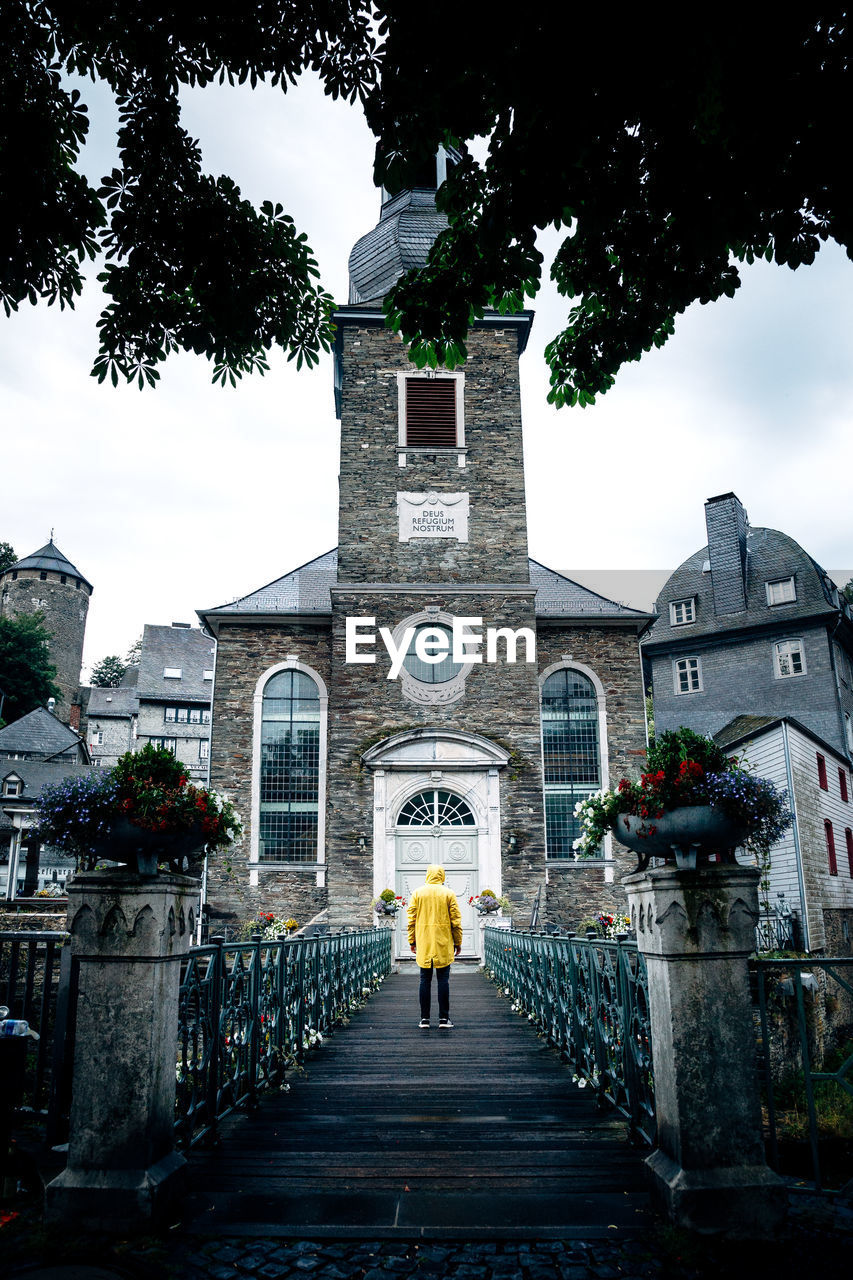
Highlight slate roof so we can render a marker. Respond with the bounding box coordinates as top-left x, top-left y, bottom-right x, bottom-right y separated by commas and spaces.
644, 526, 843, 649
349, 189, 449, 305
199, 550, 653, 634
529, 560, 652, 622
135, 625, 217, 703
0, 707, 87, 760
7, 539, 92, 591
713, 713, 844, 761
87, 686, 140, 718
